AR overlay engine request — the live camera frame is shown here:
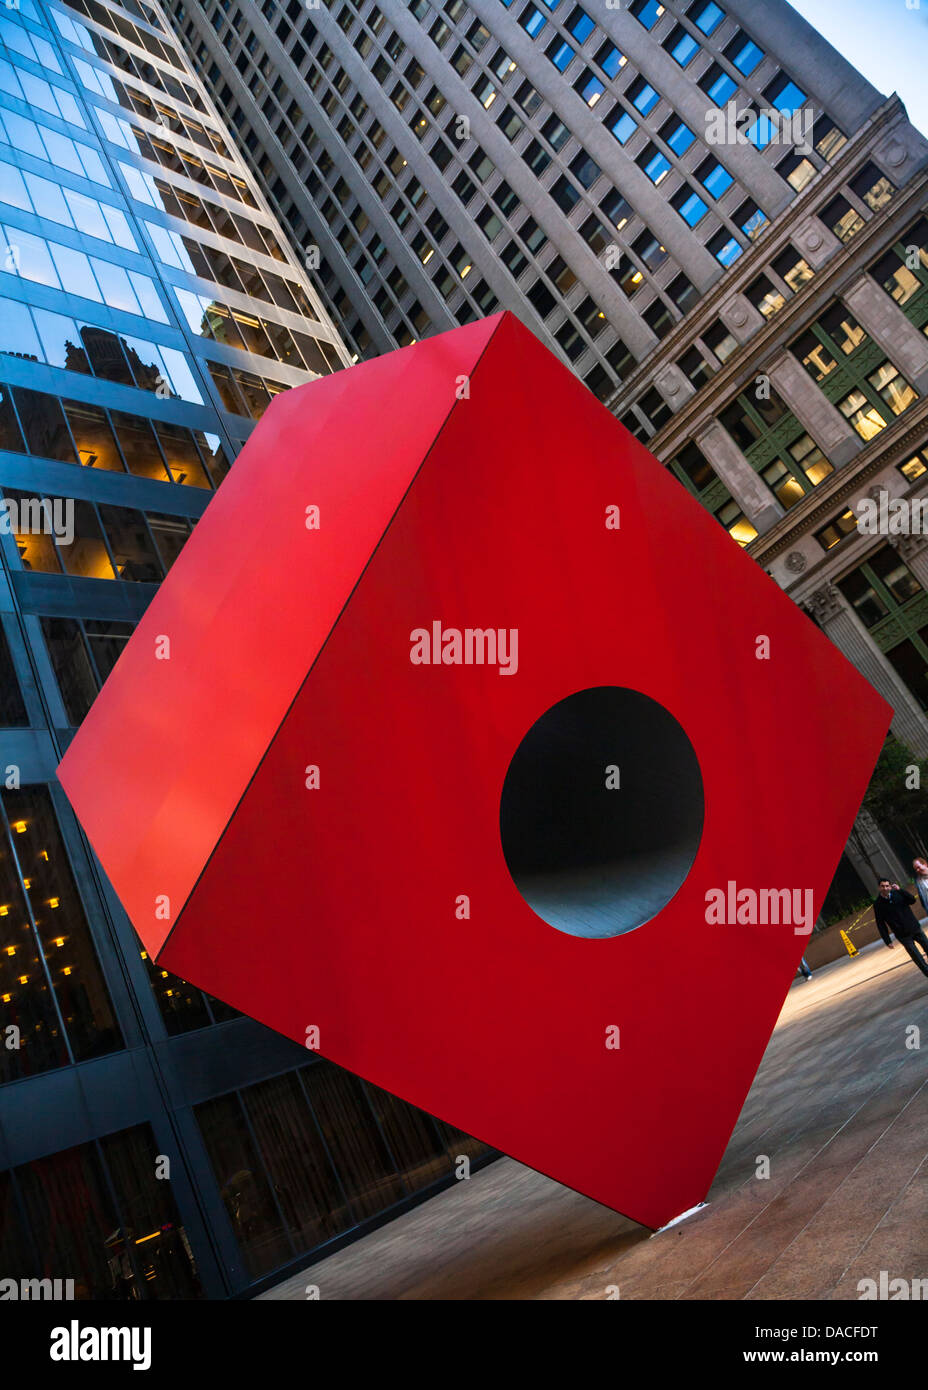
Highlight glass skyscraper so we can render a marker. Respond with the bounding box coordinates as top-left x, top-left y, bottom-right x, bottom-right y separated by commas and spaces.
0, 0, 485, 1300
